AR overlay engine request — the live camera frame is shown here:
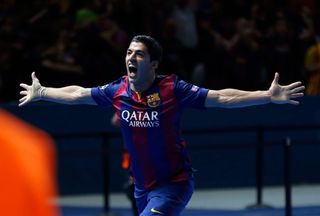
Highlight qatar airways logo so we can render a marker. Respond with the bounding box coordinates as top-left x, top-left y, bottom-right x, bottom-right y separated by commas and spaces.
121, 110, 160, 127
